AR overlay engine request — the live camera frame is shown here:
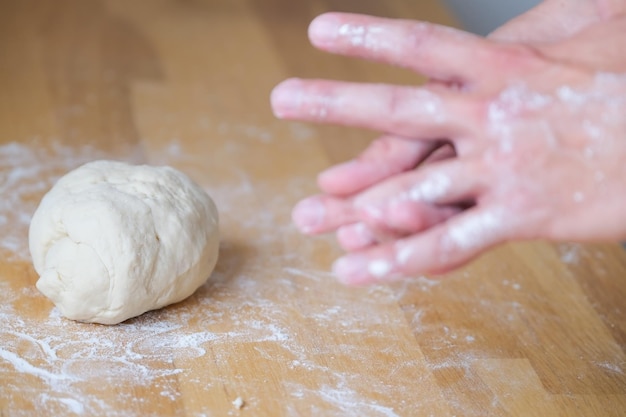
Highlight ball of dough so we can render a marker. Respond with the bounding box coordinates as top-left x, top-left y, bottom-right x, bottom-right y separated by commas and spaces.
29, 160, 219, 325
